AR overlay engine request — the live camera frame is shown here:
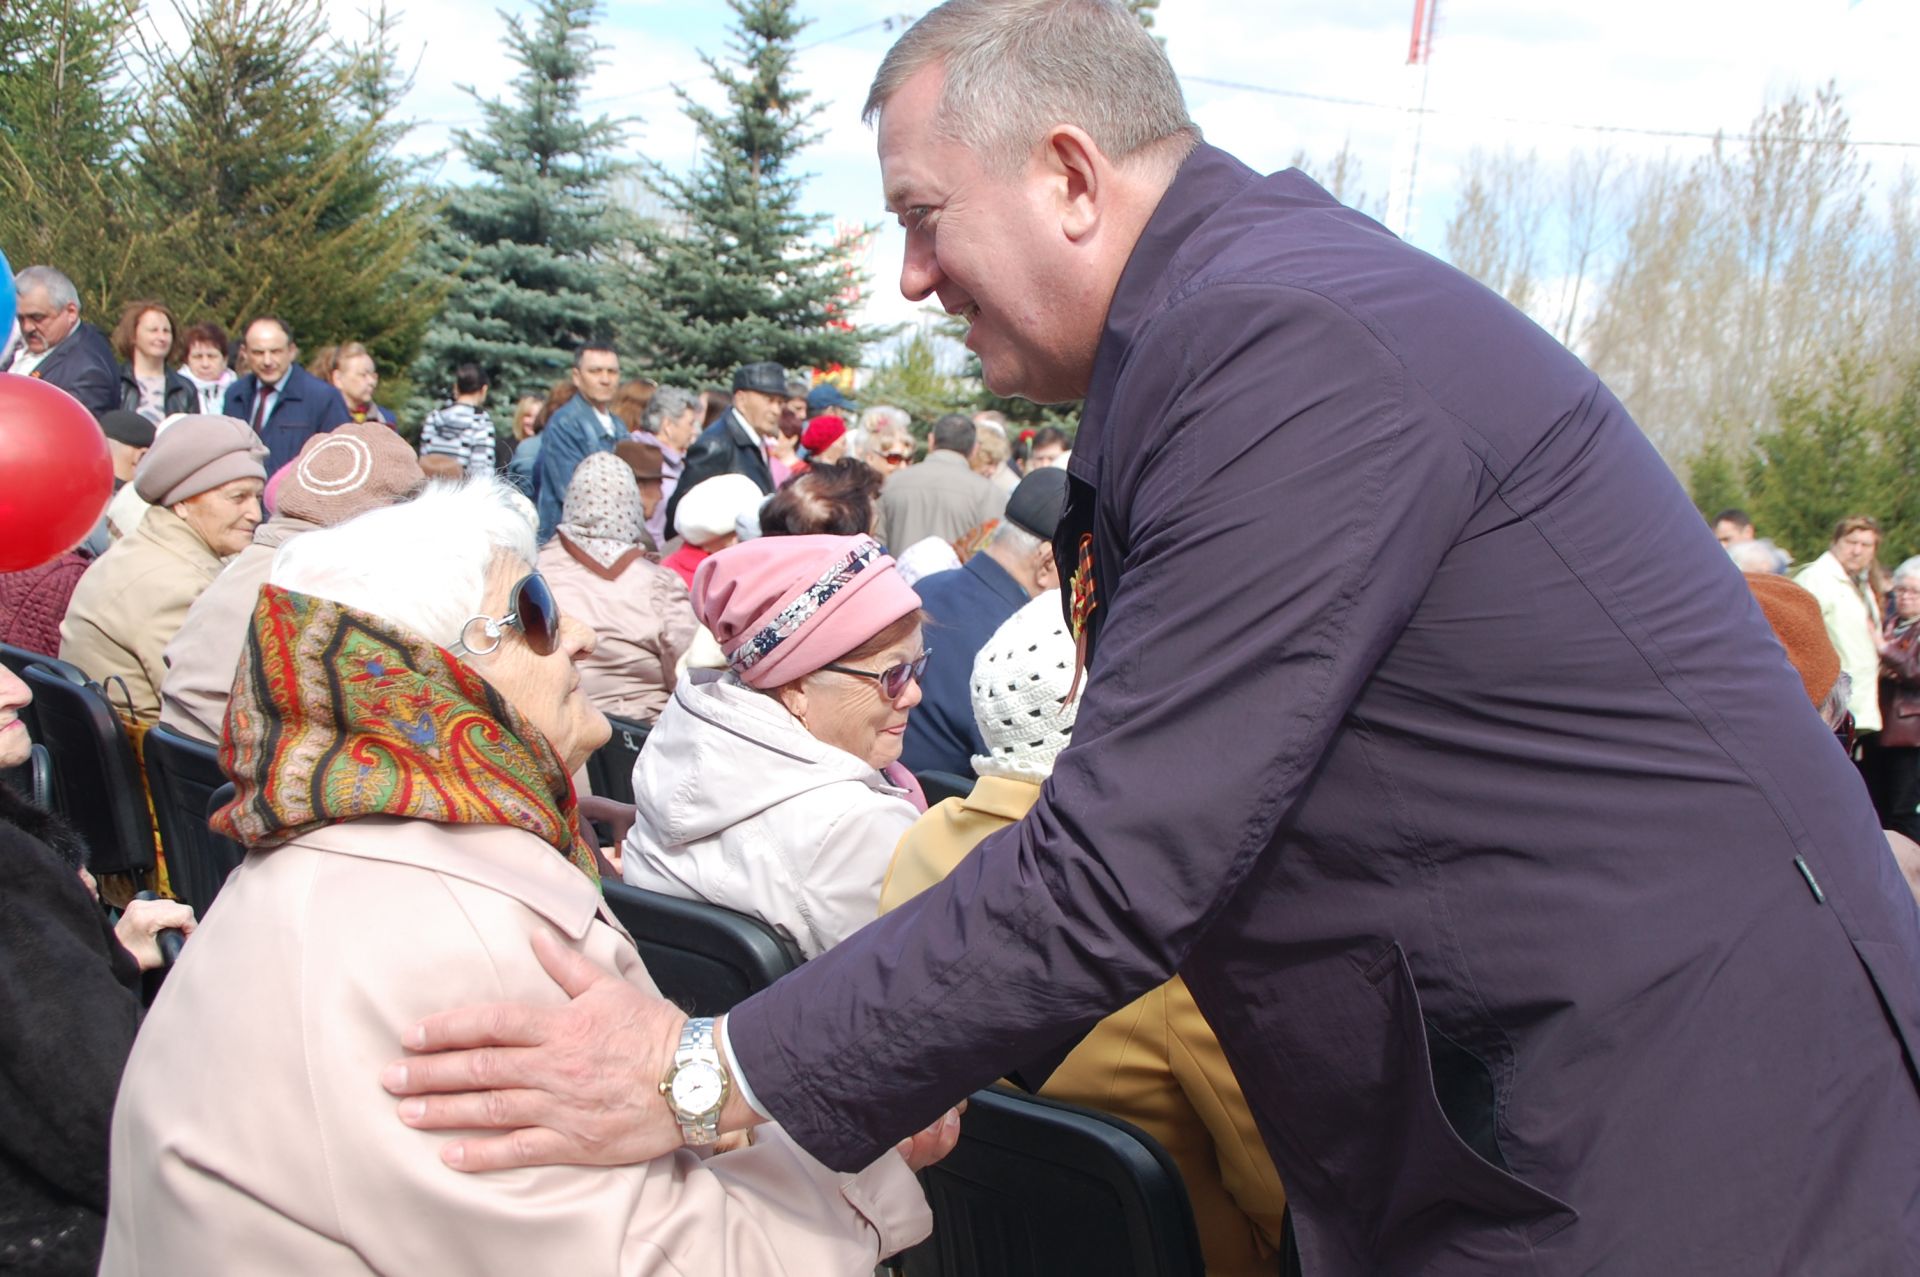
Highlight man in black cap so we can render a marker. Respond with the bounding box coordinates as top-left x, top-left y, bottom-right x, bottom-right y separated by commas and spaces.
899, 467, 1067, 778
97, 410, 158, 545
663, 361, 786, 539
